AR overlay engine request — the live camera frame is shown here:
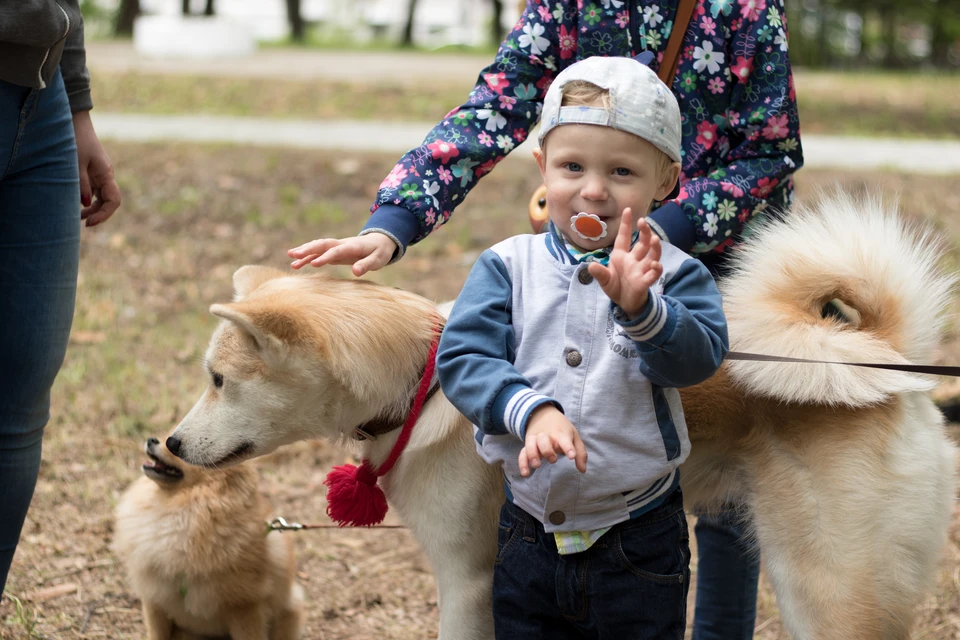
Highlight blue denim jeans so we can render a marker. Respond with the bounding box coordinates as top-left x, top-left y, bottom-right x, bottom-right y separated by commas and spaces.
0, 67, 80, 591
692, 508, 761, 640
492, 489, 690, 639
